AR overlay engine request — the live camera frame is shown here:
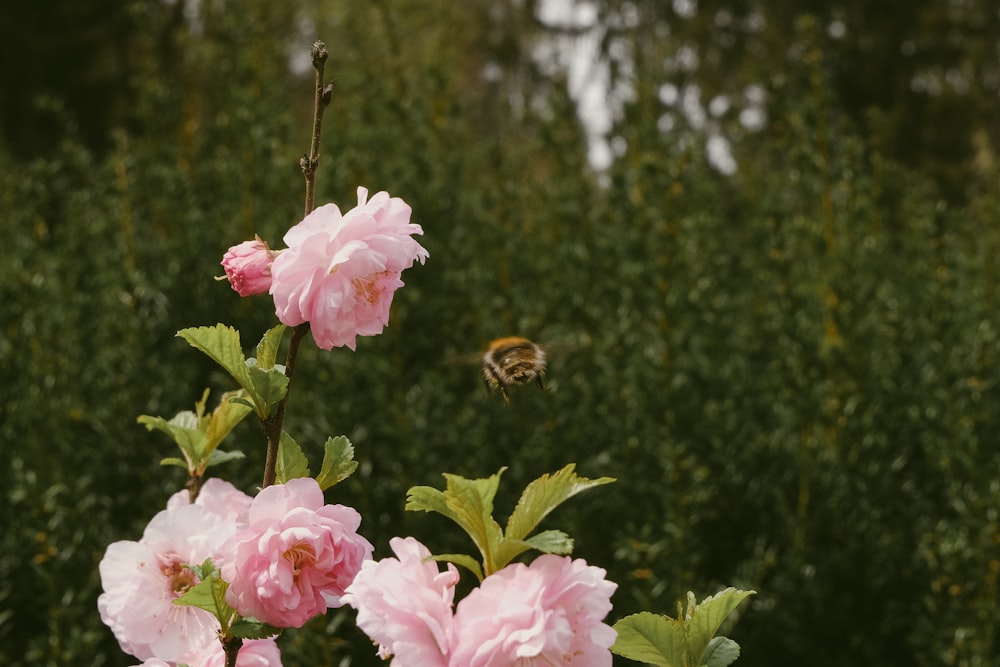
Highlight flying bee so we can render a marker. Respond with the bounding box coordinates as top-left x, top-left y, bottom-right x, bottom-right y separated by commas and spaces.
481, 336, 547, 404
